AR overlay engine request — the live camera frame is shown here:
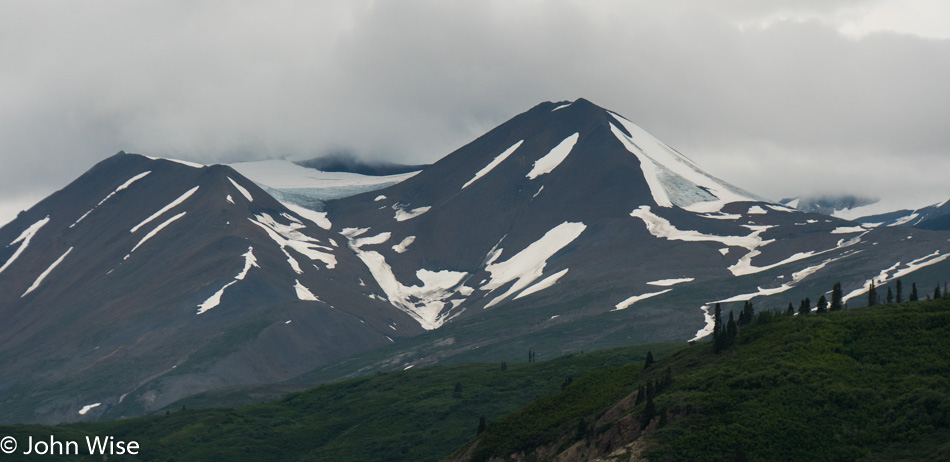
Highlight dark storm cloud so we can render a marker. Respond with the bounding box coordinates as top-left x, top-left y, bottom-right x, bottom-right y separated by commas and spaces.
1, 0, 949, 223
